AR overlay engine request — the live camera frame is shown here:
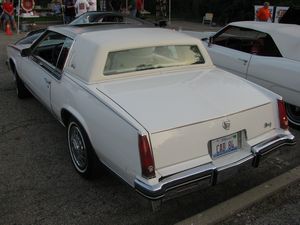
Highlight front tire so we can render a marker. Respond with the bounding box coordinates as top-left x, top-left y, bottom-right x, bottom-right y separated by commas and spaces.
67, 117, 94, 178
285, 103, 300, 128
